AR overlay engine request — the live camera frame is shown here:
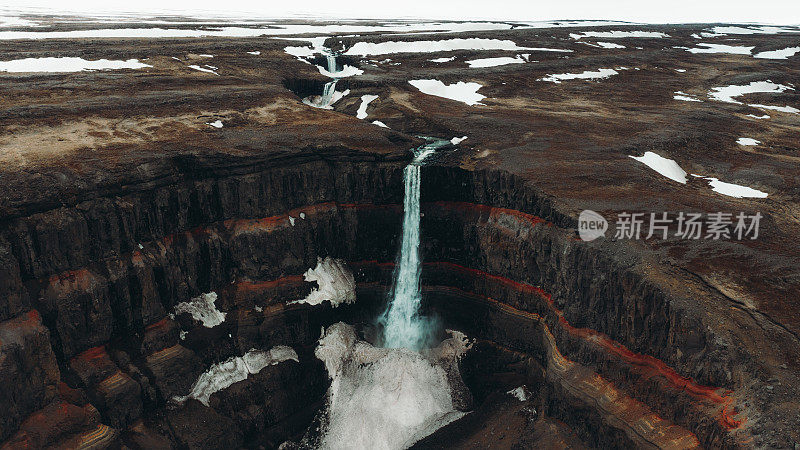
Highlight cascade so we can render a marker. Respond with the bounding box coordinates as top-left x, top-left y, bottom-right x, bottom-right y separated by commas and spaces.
378, 140, 446, 350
